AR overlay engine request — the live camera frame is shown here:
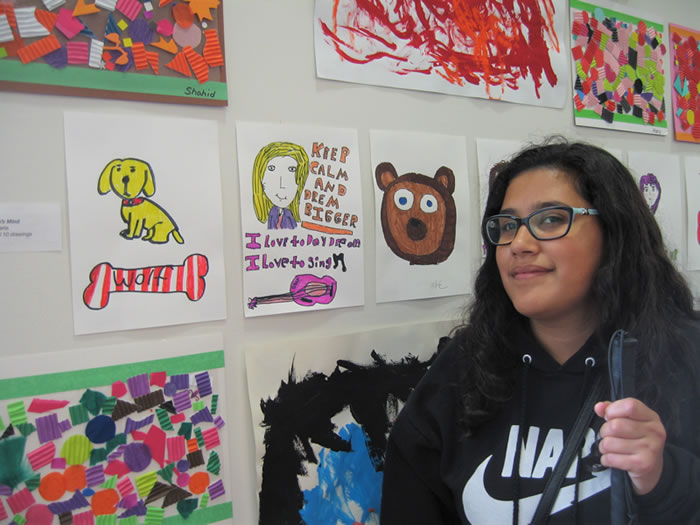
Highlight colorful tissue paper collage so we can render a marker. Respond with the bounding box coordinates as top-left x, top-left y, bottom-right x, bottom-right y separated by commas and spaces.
0, 348, 232, 525
669, 23, 700, 144
570, 0, 668, 135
